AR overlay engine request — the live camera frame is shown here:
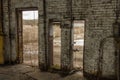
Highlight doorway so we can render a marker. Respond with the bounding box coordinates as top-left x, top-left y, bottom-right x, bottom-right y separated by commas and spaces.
73, 20, 85, 70
49, 22, 61, 69
17, 9, 38, 67
22, 10, 38, 67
